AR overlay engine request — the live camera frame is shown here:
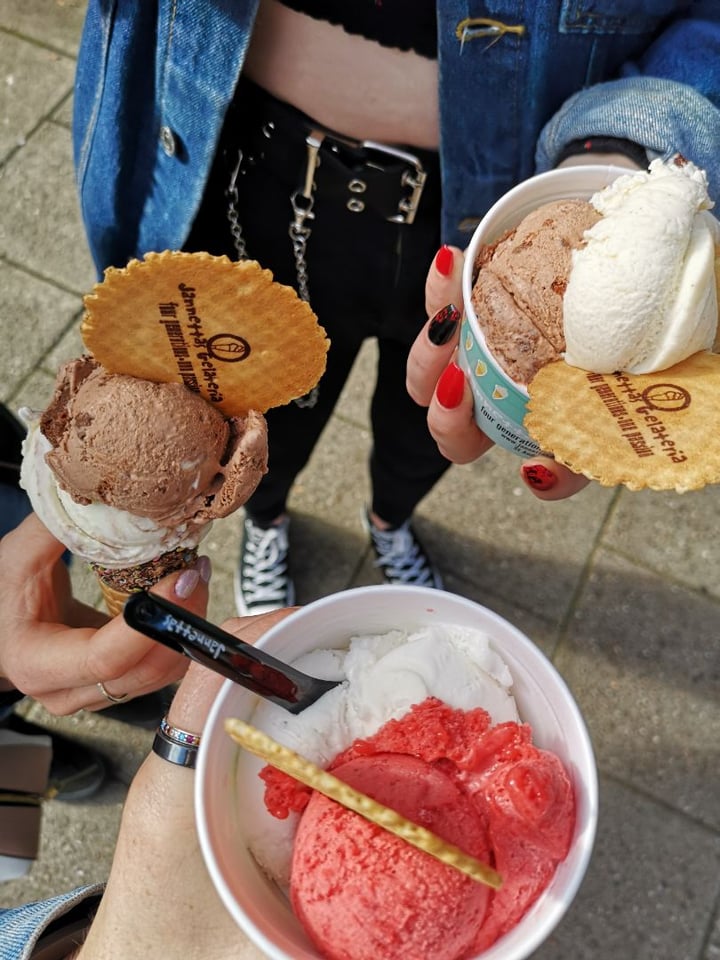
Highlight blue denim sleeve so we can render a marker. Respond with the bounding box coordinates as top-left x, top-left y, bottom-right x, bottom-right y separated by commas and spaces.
0, 885, 103, 960
536, 12, 720, 201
